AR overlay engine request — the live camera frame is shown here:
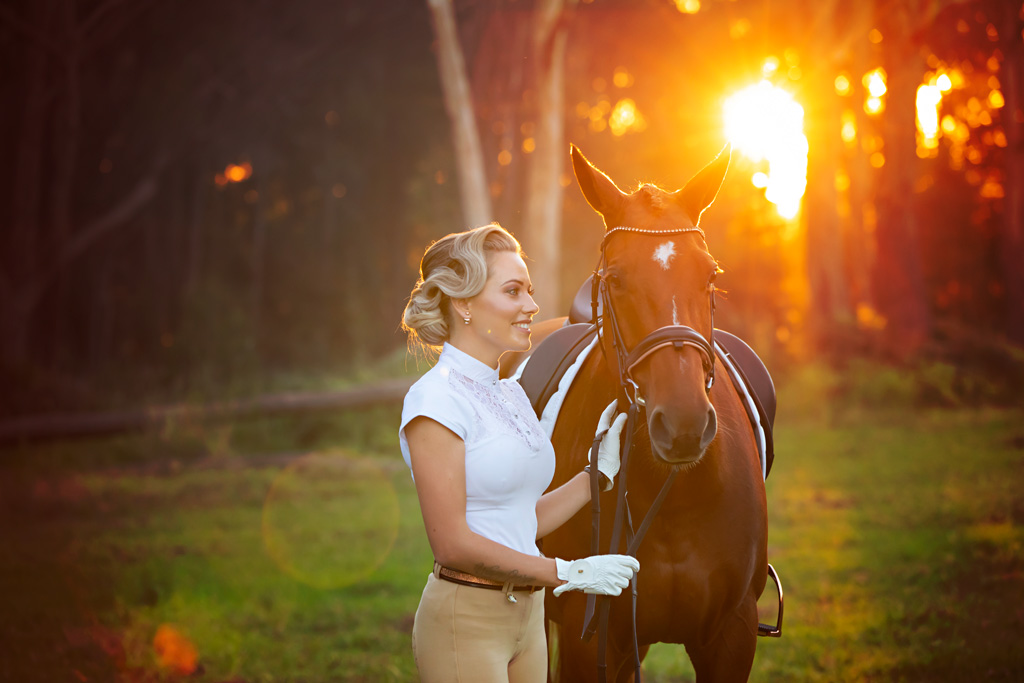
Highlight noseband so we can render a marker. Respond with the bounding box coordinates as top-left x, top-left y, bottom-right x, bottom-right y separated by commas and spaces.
591, 225, 717, 406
